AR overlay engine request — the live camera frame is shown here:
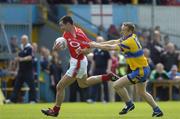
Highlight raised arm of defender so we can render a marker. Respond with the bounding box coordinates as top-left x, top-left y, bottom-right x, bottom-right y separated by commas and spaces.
89, 39, 120, 51
100, 39, 120, 45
